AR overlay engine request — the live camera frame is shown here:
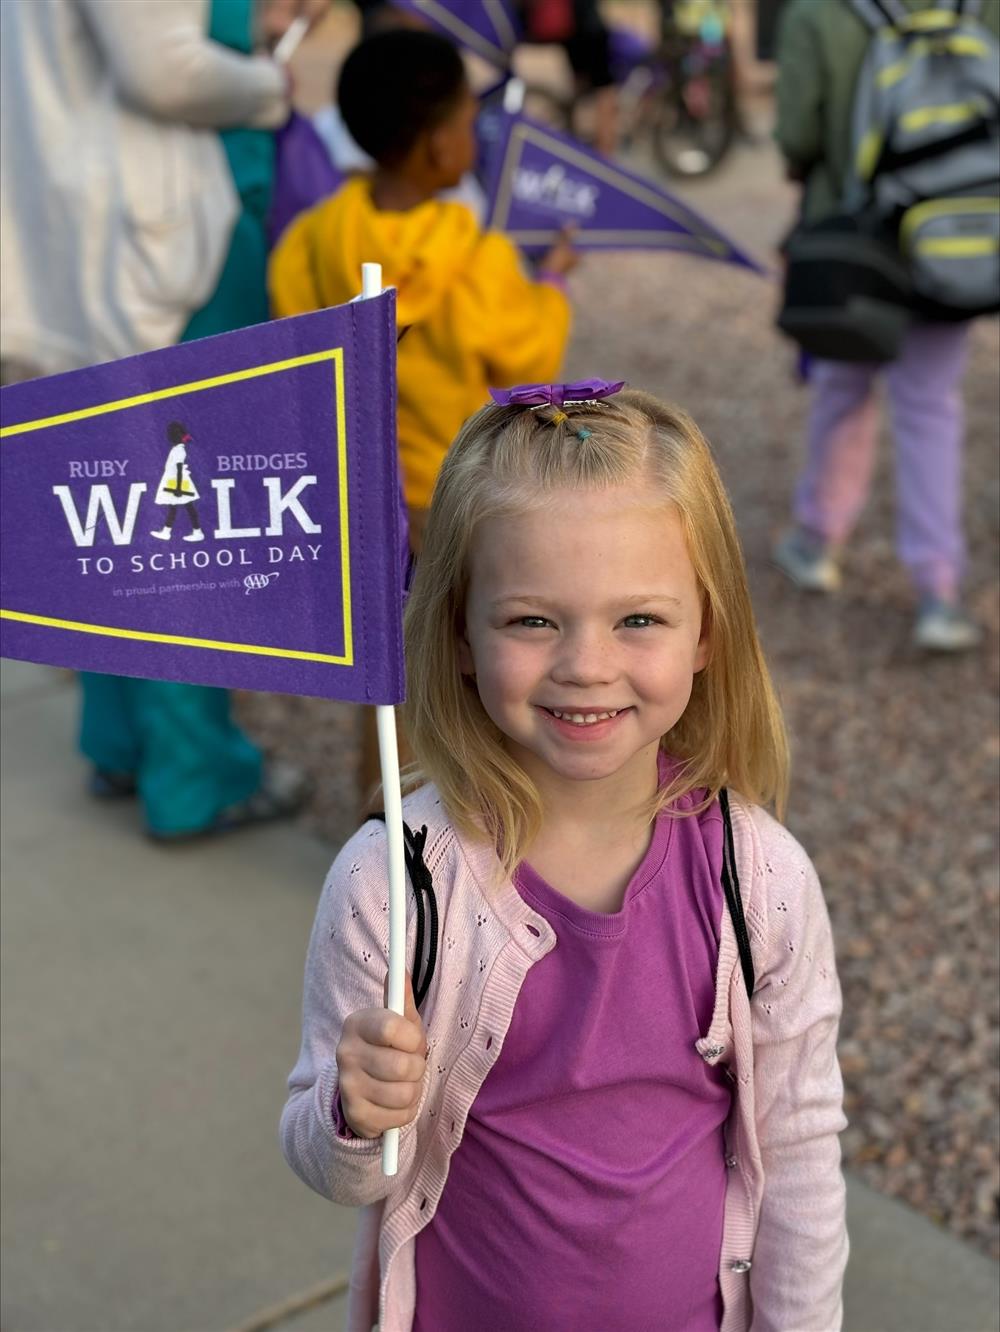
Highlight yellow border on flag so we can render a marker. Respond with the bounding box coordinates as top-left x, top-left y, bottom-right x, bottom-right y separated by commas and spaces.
490, 119, 727, 257
0, 349, 355, 667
